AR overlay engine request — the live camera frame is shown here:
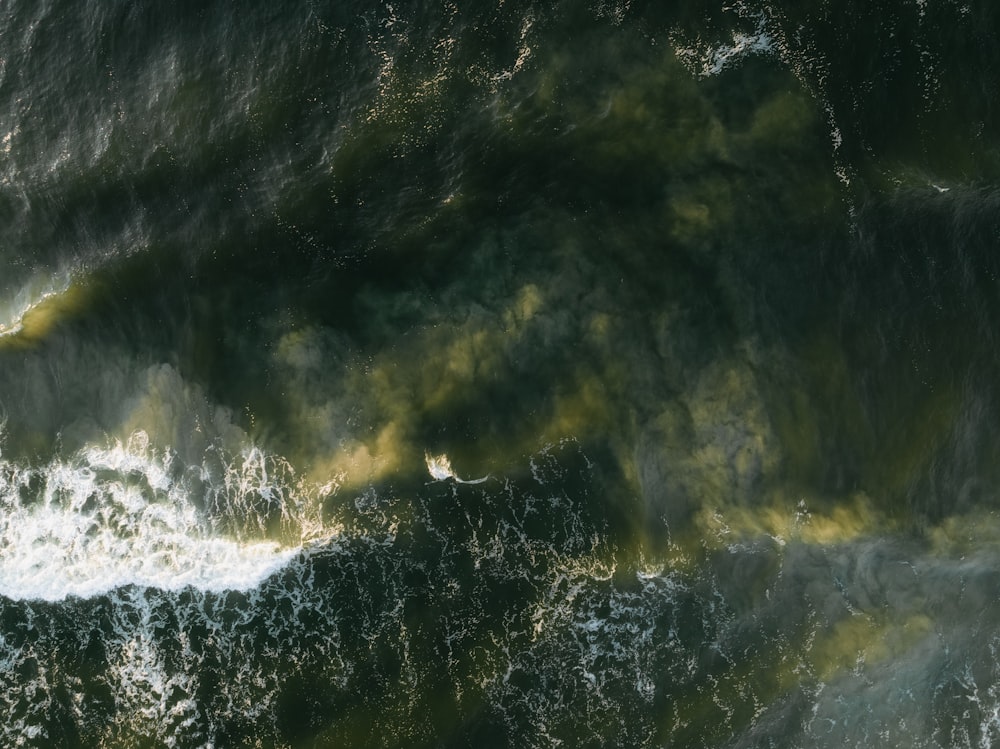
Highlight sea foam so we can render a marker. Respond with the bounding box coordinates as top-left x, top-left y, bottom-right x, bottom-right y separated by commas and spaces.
0, 431, 308, 601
